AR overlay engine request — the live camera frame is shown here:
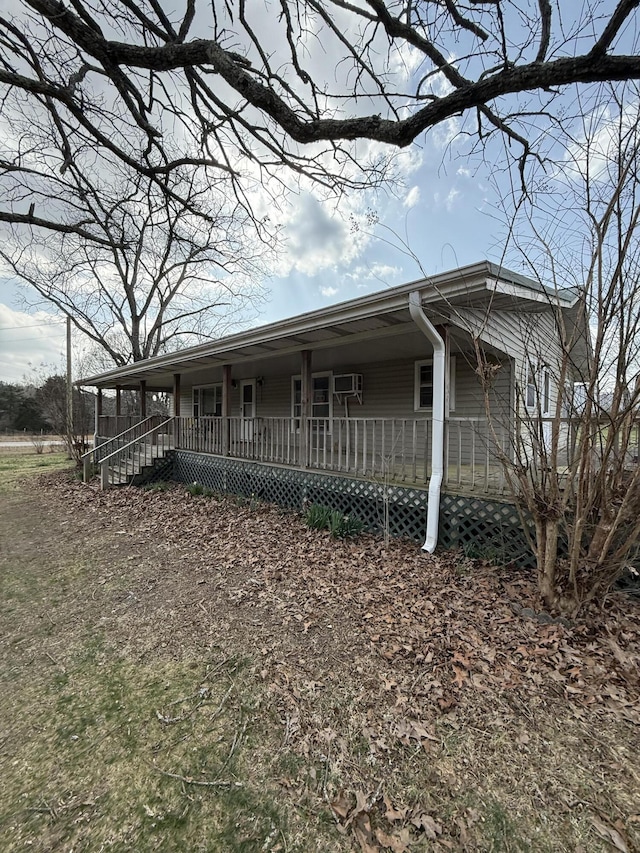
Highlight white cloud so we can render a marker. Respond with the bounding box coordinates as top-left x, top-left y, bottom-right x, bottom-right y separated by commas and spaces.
434, 188, 461, 212
562, 99, 640, 186
0, 302, 67, 383
276, 193, 369, 277
320, 286, 338, 297
445, 188, 460, 211
403, 186, 421, 208
347, 262, 402, 287
457, 167, 472, 178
